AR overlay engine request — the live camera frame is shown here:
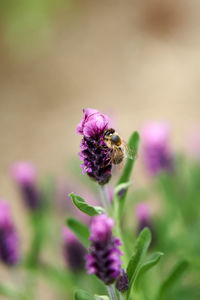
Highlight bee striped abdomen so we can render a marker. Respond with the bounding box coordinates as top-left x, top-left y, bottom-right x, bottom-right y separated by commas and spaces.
112, 148, 124, 164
